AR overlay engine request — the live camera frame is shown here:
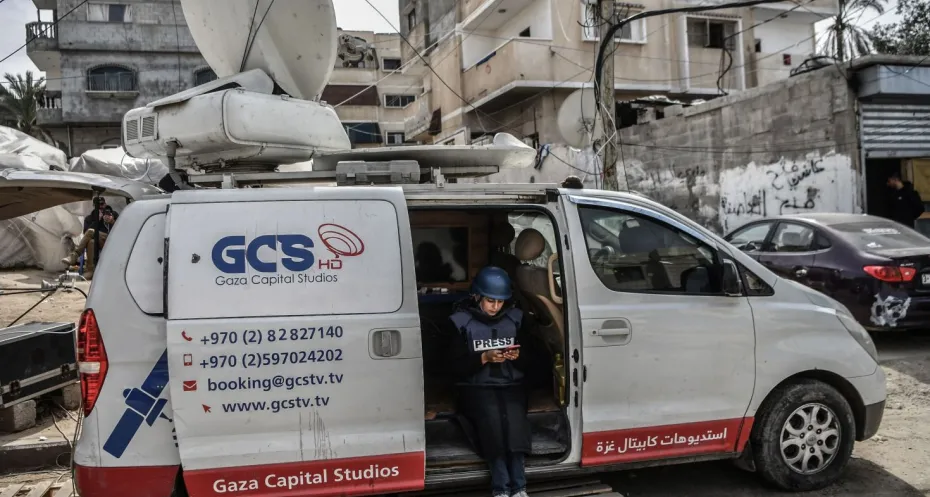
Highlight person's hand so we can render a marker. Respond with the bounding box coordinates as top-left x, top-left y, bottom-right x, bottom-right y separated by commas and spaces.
502, 348, 520, 361
482, 350, 506, 364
